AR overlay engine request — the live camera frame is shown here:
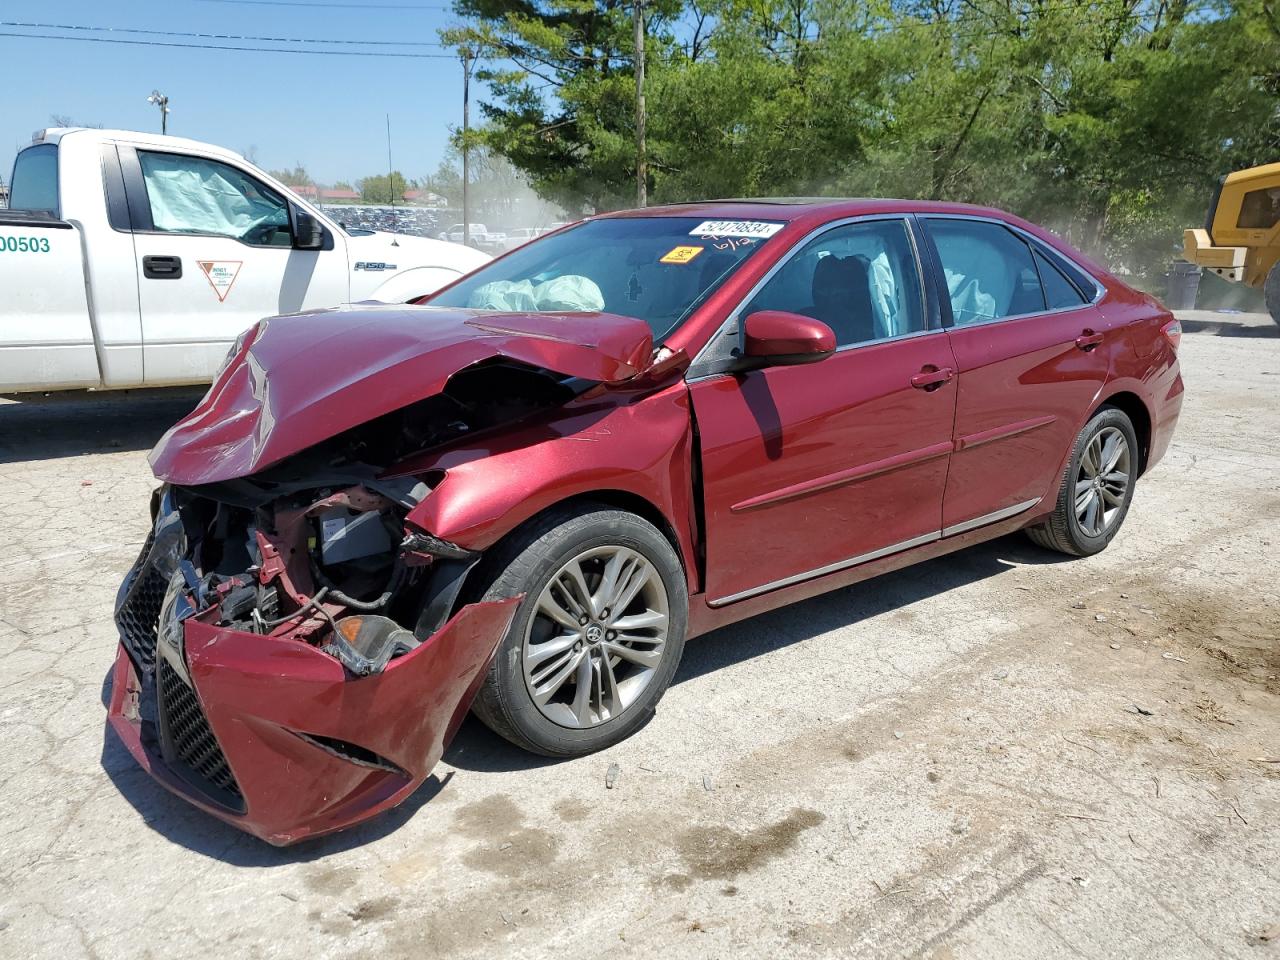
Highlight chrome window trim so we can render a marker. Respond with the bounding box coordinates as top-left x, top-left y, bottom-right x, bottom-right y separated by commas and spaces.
685, 213, 932, 381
